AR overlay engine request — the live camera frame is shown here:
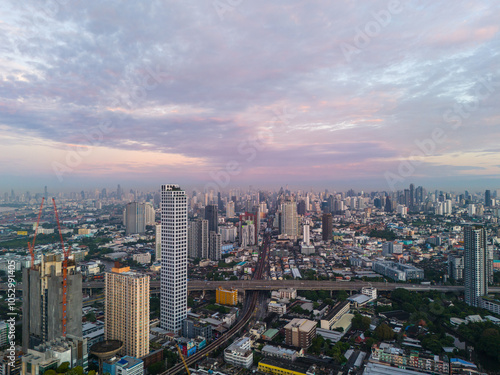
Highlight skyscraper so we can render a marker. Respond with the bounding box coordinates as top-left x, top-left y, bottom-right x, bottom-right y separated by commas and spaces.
161, 184, 187, 334
209, 231, 222, 261
226, 201, 235, 218
279, 199, 298, 238
105, 264, 150, 358
485, 189, 492, 207
322, 213, 333, 242
22, 254, 82, 352
205, 204, 218, 233
464, 225, 488, 307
